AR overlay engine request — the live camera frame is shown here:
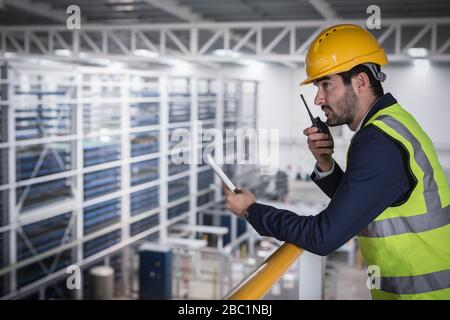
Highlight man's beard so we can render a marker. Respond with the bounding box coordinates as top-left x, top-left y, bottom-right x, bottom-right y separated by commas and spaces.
322, 87, 358, 127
